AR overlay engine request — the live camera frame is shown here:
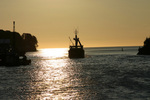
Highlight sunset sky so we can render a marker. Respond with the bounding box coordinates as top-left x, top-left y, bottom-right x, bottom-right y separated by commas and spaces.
0, 0, 150, 48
